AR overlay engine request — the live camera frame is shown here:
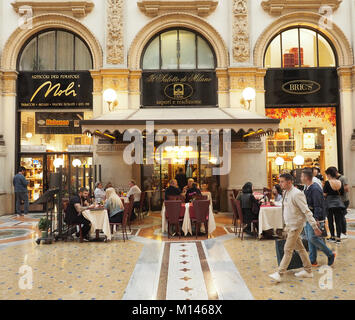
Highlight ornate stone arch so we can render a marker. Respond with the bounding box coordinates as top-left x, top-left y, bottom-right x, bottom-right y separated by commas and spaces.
128, 13, 229, 70
0, 13, 103, 70
254, 11, 353, 67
